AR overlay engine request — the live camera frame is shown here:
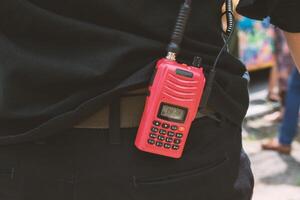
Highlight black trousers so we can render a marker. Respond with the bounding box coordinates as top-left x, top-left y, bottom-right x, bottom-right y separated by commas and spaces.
0, 117, 254, 200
